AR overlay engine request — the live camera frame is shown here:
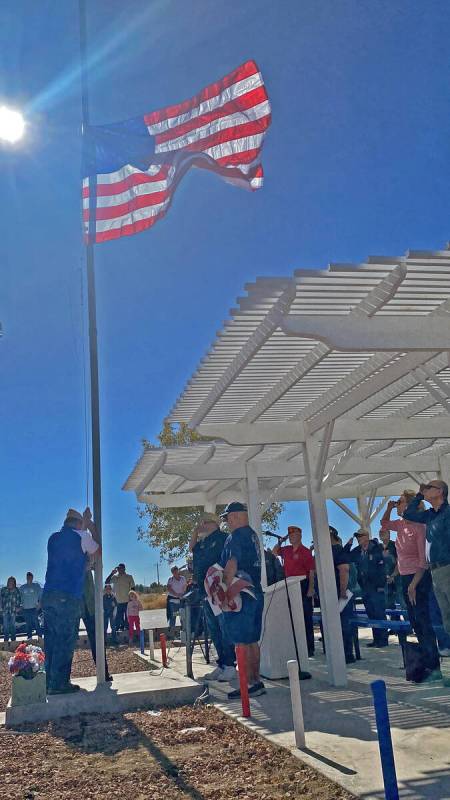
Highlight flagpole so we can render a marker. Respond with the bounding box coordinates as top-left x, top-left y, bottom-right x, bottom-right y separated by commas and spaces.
79, 0, 106, 686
